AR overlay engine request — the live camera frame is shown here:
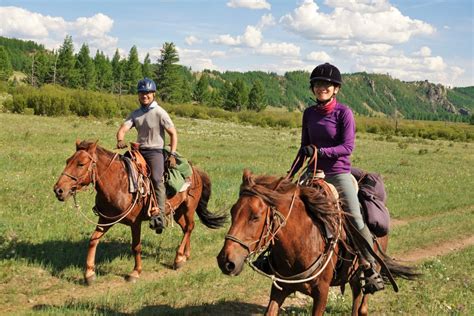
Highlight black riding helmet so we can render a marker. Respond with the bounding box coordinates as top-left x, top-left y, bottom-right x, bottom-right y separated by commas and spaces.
309, 63, 342, 87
